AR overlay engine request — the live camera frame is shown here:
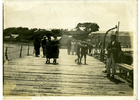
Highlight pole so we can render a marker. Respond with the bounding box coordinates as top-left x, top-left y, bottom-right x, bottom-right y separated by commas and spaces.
19, 46, 23, 58
116, 21, 120, 41
5, 47, 8, 60
101, 26, 117, 61
27, 45, 29, 55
